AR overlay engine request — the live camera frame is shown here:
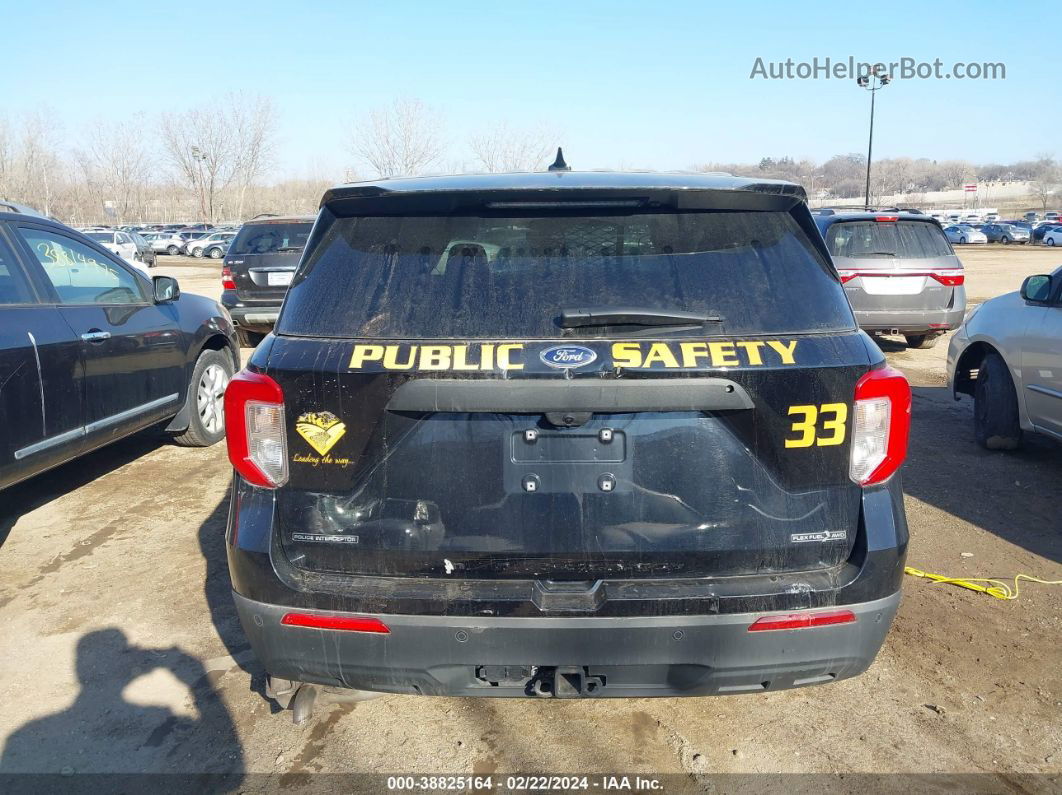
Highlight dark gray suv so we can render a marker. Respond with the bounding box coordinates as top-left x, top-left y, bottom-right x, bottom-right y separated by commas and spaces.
815, 212, 966, 349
